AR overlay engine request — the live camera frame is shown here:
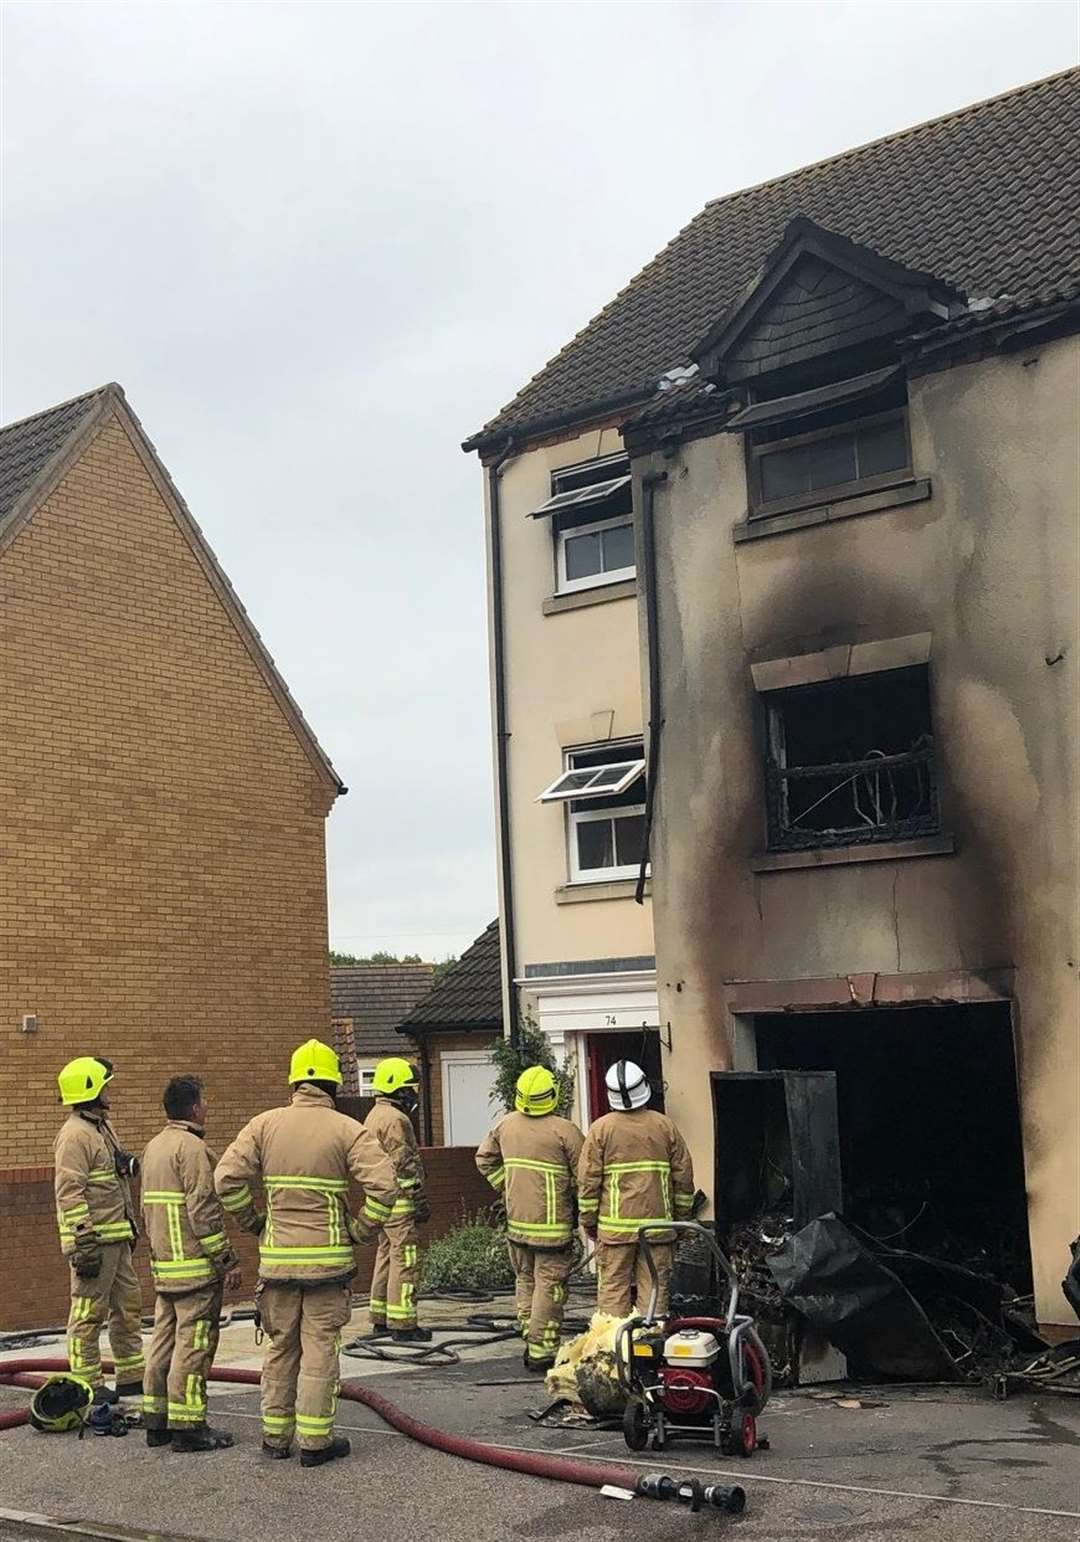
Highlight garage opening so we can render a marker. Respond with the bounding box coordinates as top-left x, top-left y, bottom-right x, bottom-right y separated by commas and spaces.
755, 1002, 1032, 1294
